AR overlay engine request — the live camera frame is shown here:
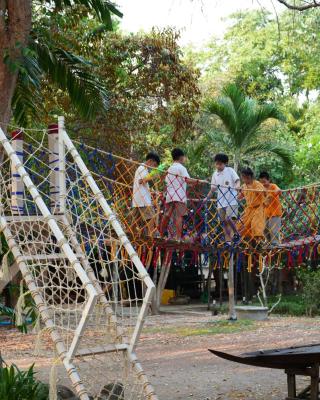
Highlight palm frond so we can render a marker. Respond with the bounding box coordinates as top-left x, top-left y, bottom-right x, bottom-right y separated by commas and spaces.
222, 83, 245, 112
33, 41, 109, 120
241, 102, 285, 147
243, 142, 293, 167
11, 48, 43, 125
12, 79, 44, 127
204, 97, 238, 142
44, 0, 122, 27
